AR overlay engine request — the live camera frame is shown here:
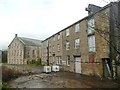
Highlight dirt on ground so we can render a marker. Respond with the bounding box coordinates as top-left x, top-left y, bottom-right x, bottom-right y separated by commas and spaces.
3, 64, 120, 88
8, 72, 120, 88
